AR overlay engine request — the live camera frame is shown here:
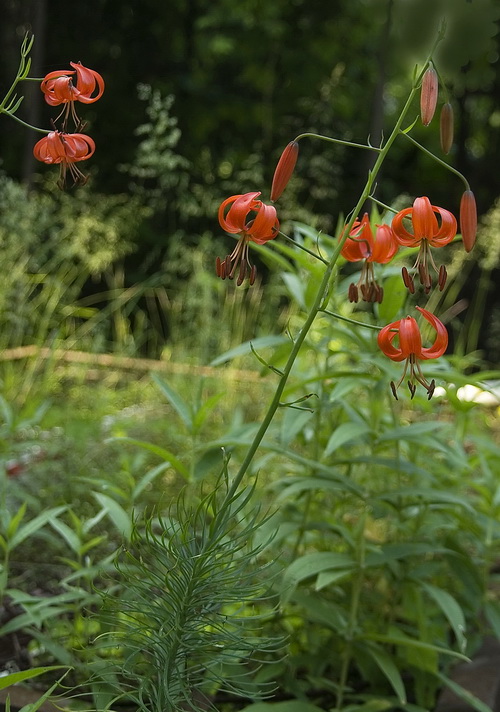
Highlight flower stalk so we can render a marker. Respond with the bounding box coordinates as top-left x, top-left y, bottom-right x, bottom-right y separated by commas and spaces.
224, 49, 440, 502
